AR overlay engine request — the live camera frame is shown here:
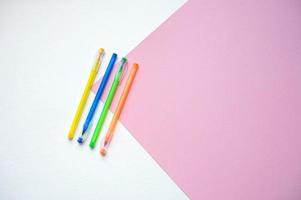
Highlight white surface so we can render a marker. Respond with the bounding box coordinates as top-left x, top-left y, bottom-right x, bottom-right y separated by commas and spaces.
0, 0, 189, 199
